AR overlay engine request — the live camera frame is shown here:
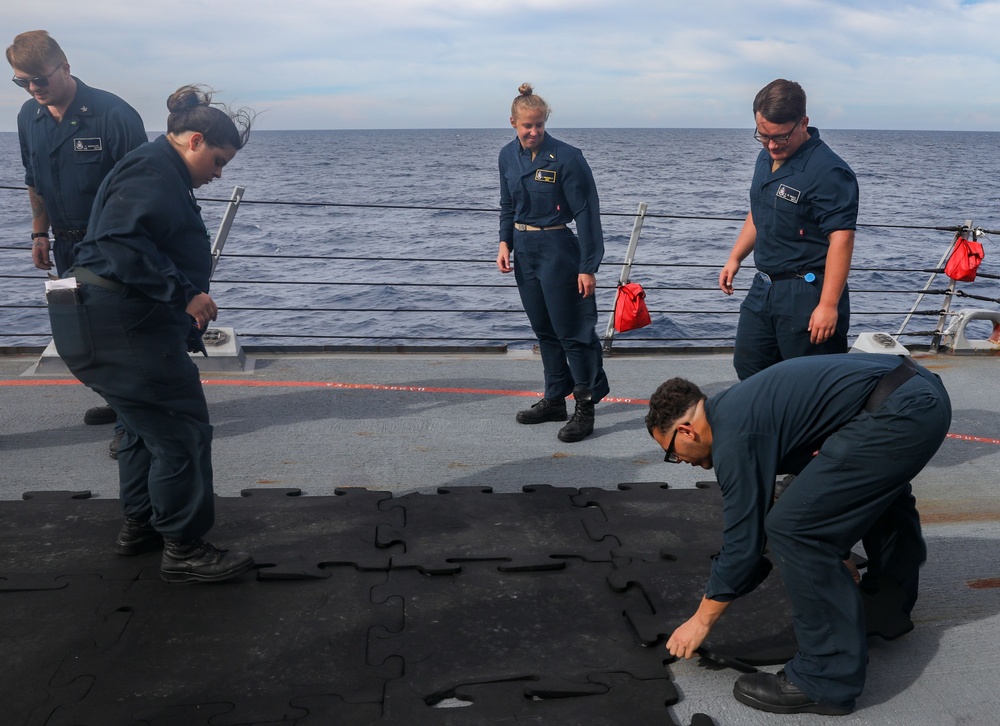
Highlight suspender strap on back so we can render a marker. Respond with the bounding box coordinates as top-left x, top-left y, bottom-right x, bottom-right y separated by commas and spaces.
863, 356, 919, 413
